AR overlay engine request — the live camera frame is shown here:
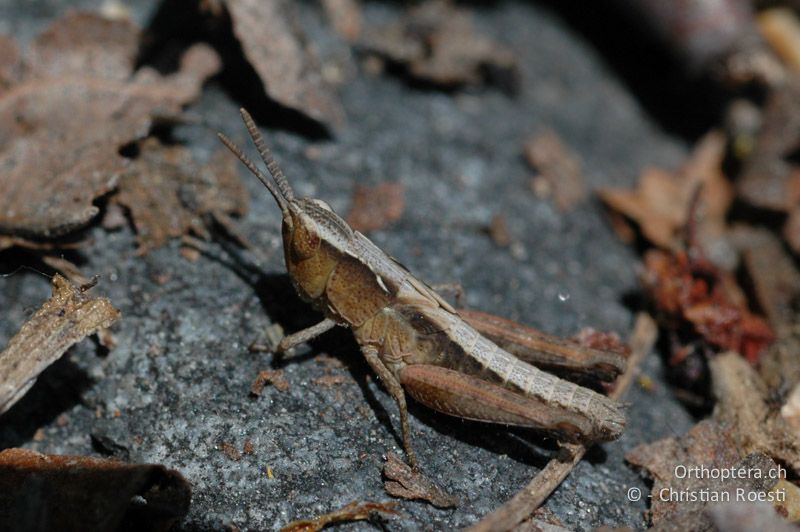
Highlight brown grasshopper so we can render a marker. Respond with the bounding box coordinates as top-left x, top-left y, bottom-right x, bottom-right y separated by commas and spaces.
219, 109, 626, 468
